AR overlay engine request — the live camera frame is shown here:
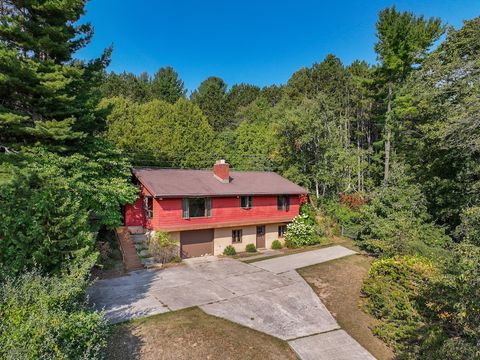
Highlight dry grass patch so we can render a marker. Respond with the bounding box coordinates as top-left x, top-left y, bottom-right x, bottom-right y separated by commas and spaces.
298, 249, 394, 360
107, 307, 296, 360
